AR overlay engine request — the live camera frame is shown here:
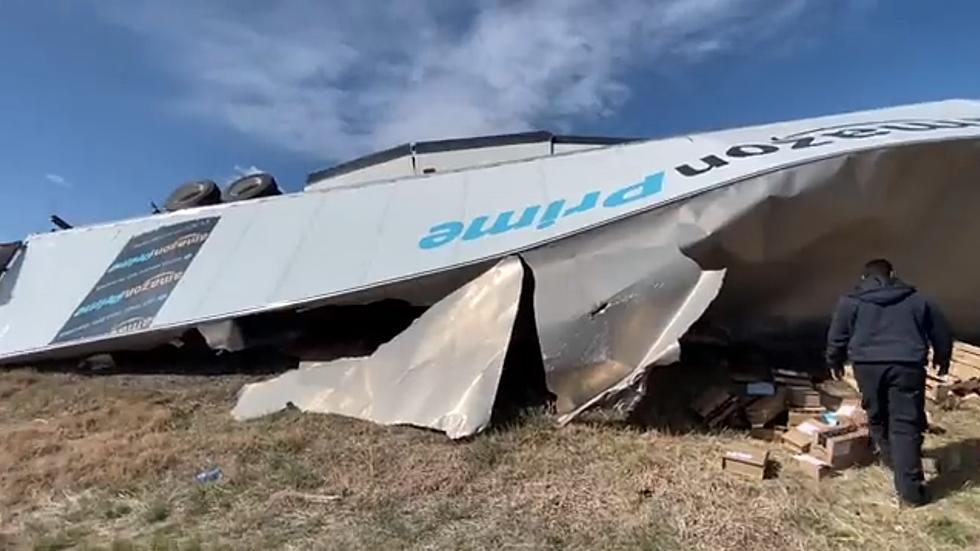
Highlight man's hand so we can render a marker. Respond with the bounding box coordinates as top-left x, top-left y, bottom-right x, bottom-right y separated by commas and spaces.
829, 364, 845, 380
